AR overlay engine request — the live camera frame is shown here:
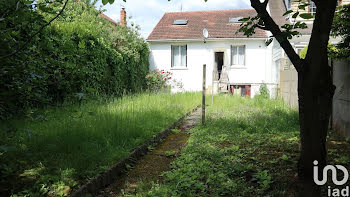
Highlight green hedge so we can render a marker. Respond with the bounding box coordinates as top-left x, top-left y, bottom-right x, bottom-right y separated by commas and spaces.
0, 1, 149, 119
